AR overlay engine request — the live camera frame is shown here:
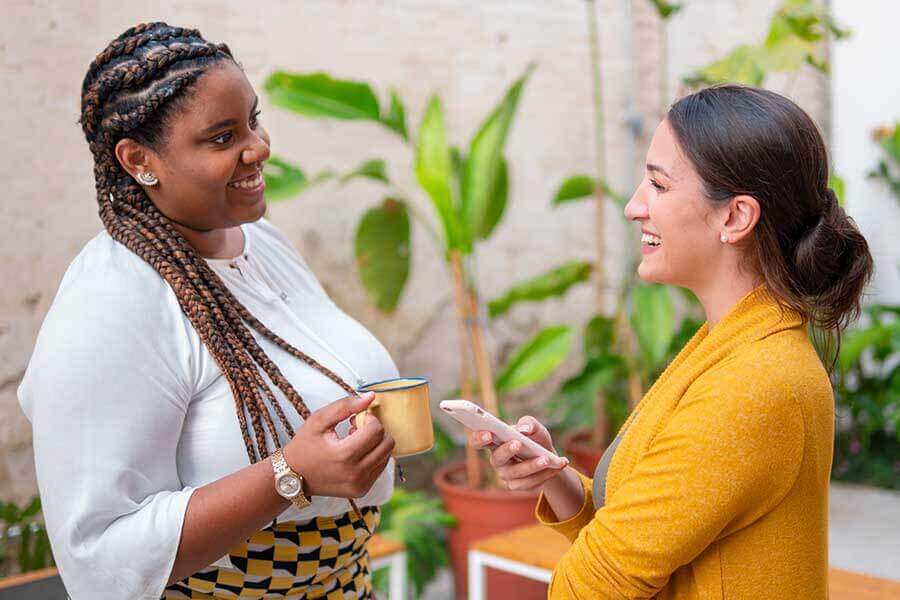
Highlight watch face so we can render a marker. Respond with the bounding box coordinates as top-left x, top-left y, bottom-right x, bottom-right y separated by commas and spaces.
277, 474, 302, 498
